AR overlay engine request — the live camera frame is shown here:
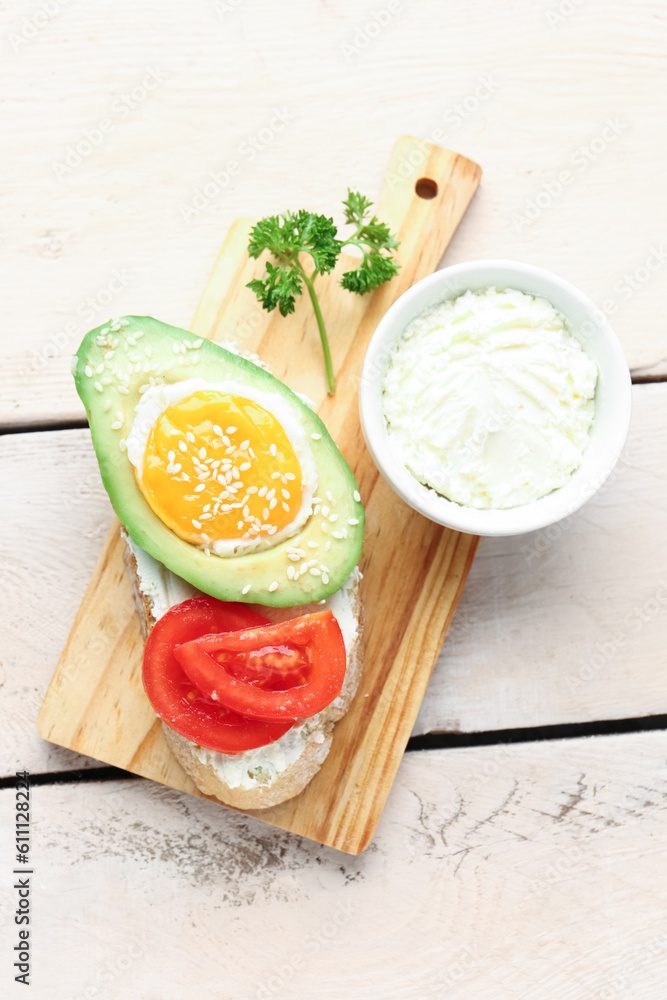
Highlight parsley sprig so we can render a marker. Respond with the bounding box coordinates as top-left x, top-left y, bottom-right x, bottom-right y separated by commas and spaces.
246, 190, 400, 394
